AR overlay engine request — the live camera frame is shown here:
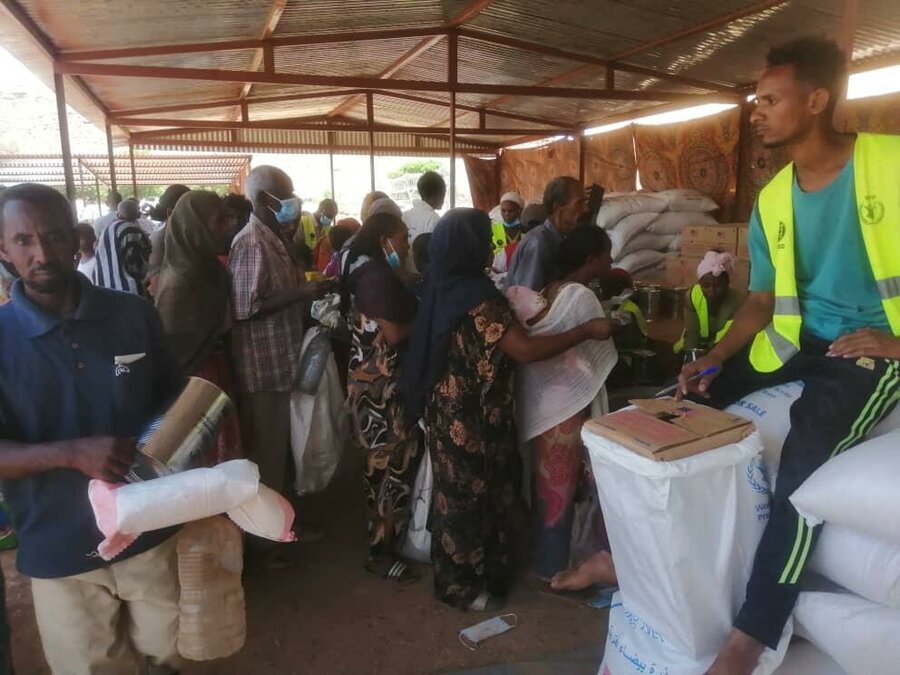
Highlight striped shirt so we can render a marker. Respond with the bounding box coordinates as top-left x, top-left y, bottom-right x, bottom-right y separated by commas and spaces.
228, 214, 305, 393
93, 219, 151, 297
